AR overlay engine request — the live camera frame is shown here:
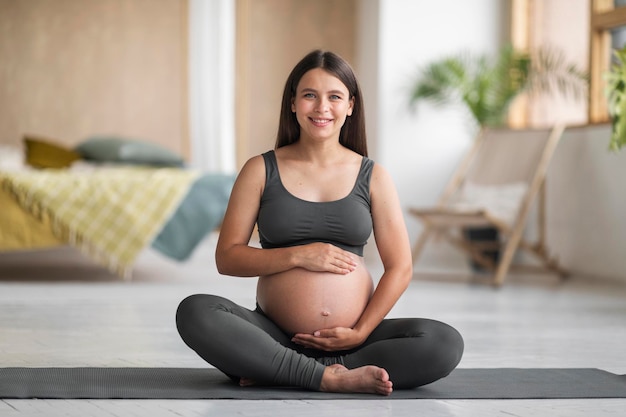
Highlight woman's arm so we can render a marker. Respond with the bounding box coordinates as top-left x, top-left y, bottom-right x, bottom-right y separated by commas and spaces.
215, 155, 358, 277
